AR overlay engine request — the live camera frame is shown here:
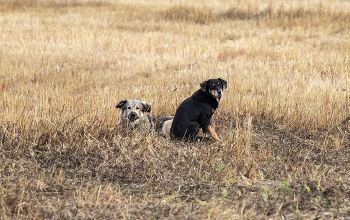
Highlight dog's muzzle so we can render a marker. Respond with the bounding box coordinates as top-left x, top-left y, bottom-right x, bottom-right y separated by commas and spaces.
217, 90, 222, 97
212, 89, 223, 97
128, 112, 138, 121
